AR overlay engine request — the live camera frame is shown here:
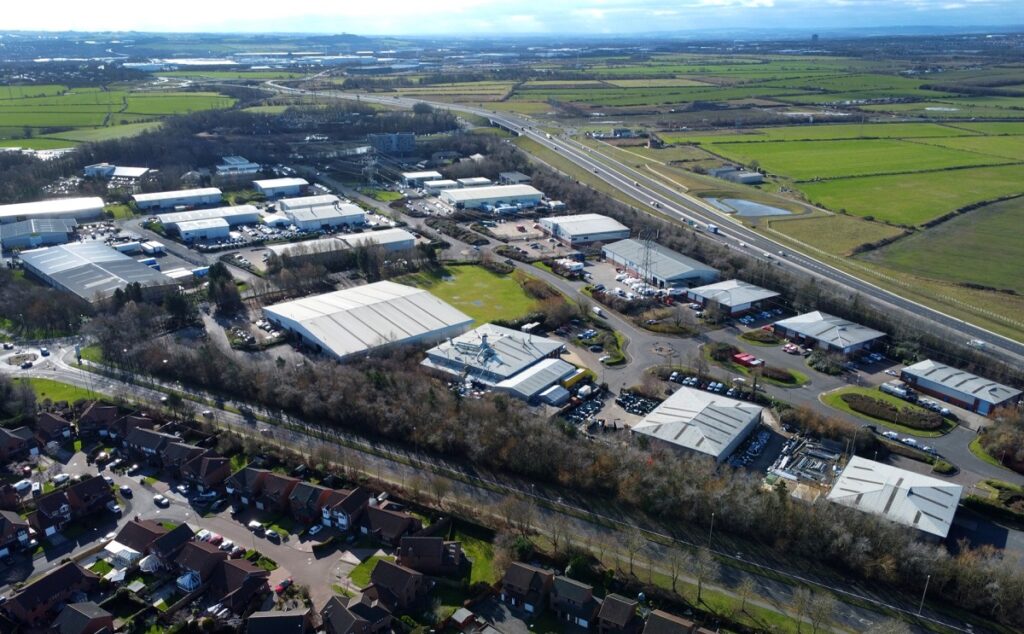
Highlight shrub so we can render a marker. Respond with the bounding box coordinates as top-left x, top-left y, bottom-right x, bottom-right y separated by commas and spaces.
708, 342, 738, 362
808, 351, 844, 375
932, 460, 956, 475
761, 365, 796, 384
840, 393, 943, 430
741, 329, 780, 344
